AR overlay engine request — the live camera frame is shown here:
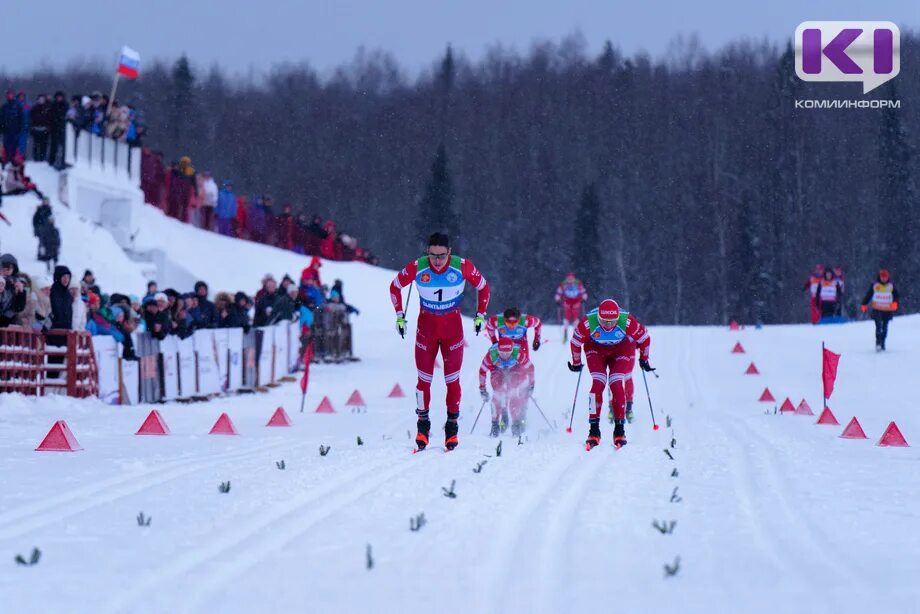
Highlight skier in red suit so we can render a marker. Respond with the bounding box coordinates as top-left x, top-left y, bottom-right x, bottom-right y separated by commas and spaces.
569, 298, 652, 449
389, 232, 490, 451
